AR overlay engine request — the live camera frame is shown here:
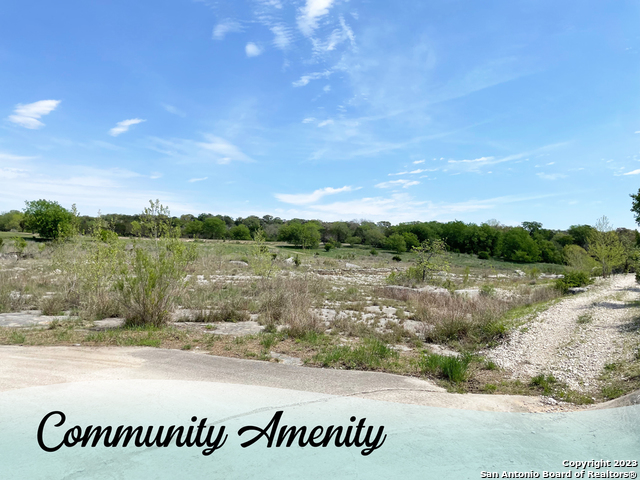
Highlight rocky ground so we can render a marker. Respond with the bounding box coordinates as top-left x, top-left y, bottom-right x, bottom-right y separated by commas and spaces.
486, 274, 640, 395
